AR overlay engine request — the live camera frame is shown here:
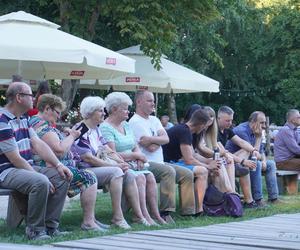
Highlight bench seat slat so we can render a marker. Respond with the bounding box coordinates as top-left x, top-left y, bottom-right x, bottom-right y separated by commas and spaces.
276, 170, 299, 176
0, 188, 13, 195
